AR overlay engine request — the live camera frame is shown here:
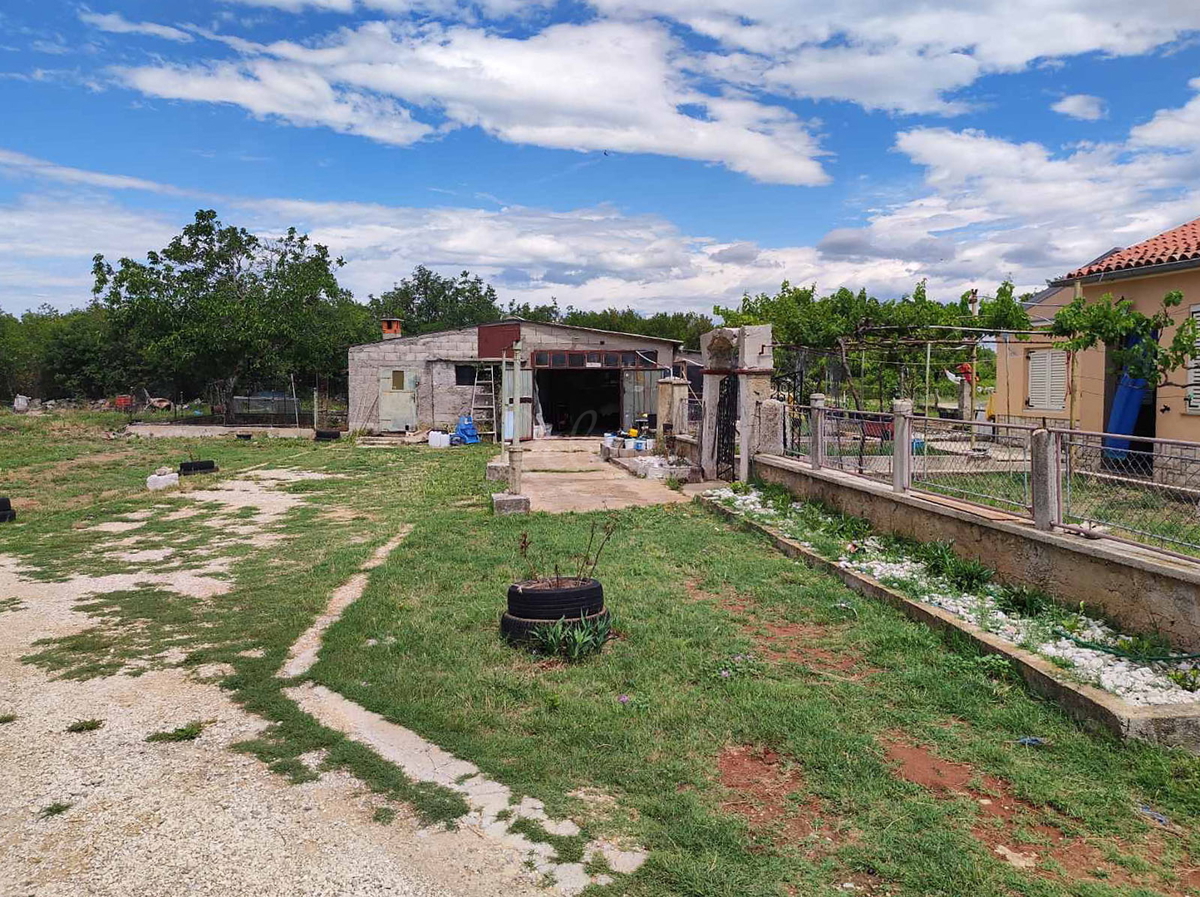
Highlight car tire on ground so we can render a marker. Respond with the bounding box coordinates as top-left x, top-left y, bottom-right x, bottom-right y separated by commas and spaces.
499, 608, 609, 642
506, 578, 604, 619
